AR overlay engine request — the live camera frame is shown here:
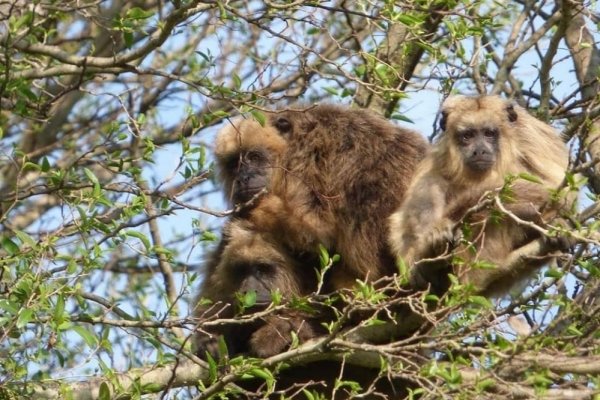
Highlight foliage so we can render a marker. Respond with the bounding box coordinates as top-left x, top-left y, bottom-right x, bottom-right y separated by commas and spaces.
0, 0, 599, 399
